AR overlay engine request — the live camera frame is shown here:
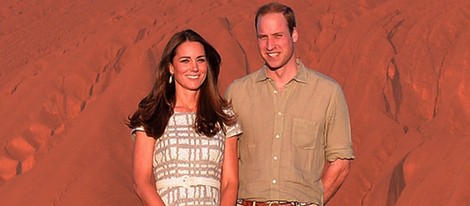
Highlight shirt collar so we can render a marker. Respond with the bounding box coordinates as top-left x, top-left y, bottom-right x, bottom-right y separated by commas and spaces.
255, 59, 309, 84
